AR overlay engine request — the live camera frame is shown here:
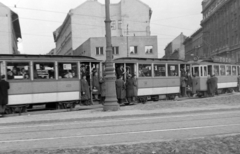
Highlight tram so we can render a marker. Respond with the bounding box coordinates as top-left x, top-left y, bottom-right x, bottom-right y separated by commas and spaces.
0, 54, 101, 112
189, 59, 239, 96
113, 57, 190, 102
